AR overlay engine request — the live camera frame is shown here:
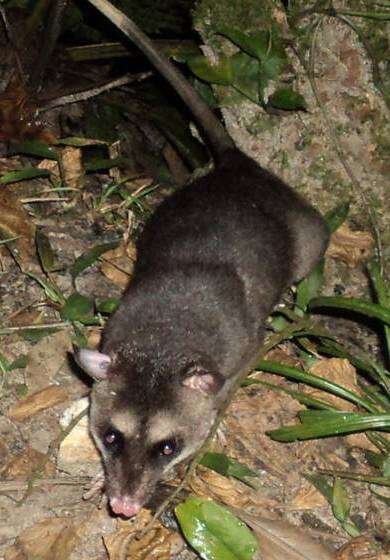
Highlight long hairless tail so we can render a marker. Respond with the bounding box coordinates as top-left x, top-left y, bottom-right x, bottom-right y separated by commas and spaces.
85, 0, 235, 159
